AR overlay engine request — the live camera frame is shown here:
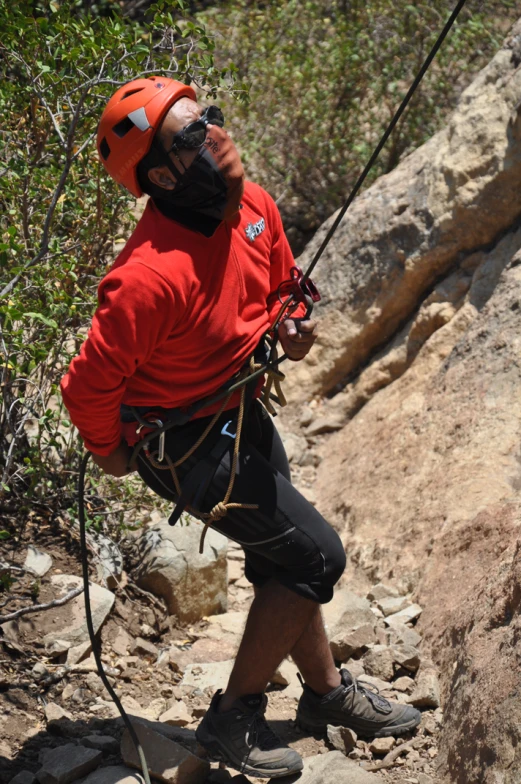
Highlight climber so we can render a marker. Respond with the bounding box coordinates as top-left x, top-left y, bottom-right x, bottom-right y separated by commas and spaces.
60, 76, 421, 779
